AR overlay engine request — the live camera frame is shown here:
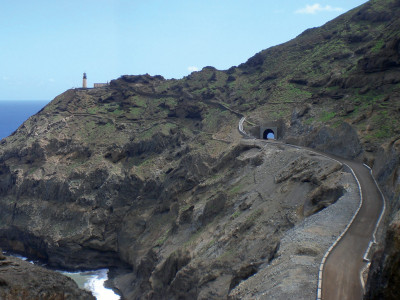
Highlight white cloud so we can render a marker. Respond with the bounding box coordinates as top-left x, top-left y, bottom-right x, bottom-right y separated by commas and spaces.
295, 3, 343, 14
187, 66, 199, 72
48, 78, 55, 82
